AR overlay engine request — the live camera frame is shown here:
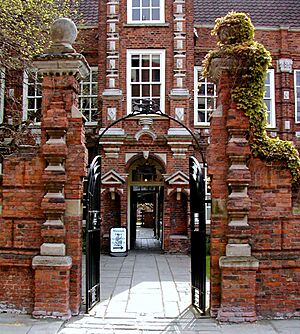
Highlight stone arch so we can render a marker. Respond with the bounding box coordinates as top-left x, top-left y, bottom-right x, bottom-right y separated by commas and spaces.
125, 153, 166, 177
